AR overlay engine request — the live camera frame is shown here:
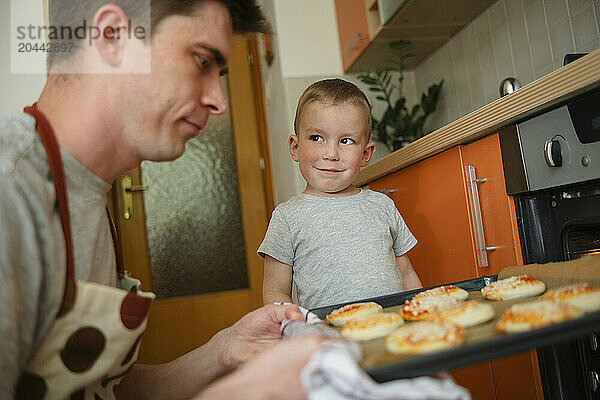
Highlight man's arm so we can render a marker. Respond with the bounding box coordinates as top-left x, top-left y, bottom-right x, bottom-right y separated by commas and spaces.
263, 255, 293, 304
116, 303, 307, 399
396, 255, 422, 290
196, 336, 322, 400
0, 177, 55, 399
